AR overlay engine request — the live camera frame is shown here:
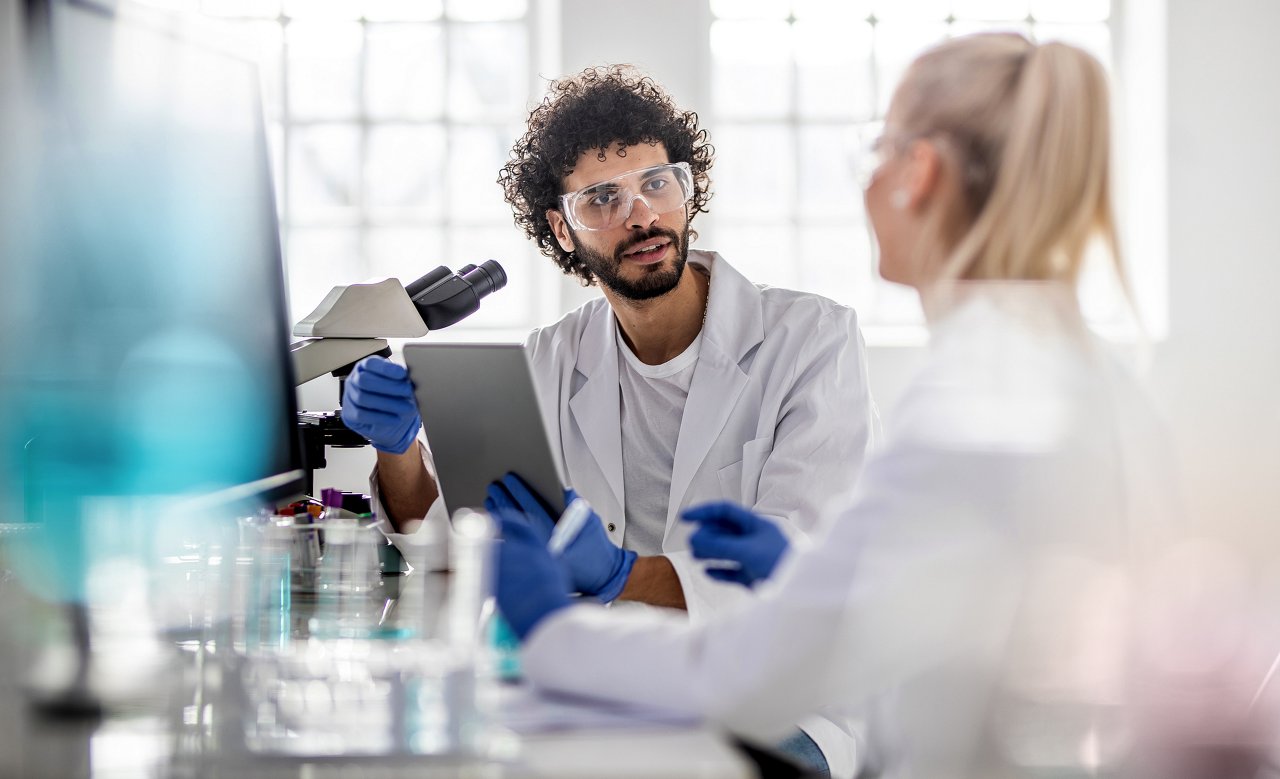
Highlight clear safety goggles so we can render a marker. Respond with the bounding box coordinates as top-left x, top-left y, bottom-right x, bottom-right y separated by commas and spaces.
558, 161, 694, 232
